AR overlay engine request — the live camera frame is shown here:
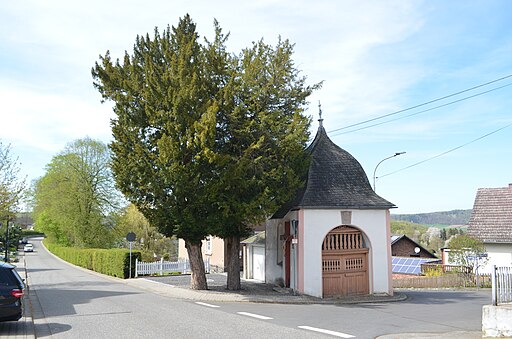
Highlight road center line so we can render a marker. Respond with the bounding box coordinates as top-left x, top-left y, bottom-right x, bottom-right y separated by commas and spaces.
298, 326, 355, 338
195, 302, 220, 308
237, 312, 273, 320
